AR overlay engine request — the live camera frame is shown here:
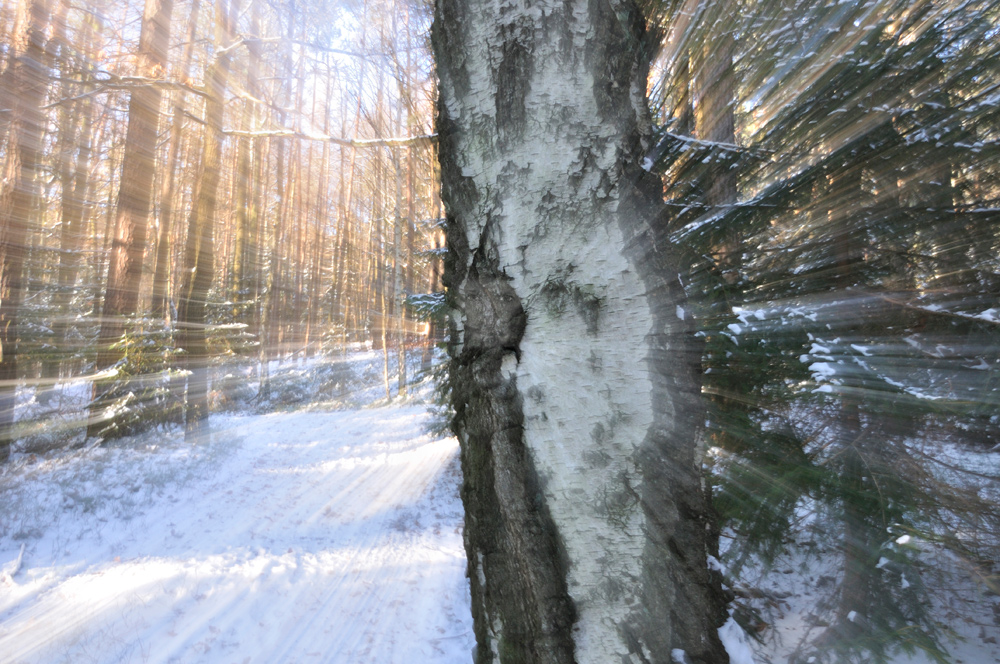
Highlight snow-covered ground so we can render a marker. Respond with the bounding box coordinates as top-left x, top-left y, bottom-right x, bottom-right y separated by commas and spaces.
1, 349, 997, 664
0, 400, 473, 663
